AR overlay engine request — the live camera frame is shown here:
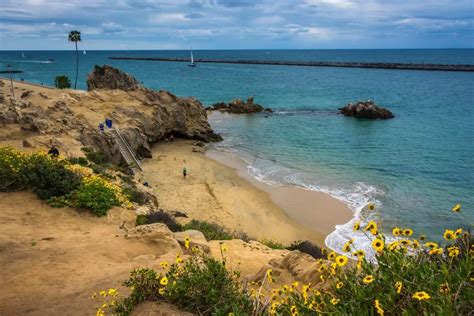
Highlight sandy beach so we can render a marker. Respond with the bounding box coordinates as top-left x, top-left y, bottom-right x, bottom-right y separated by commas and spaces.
140, 140, 351, 246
